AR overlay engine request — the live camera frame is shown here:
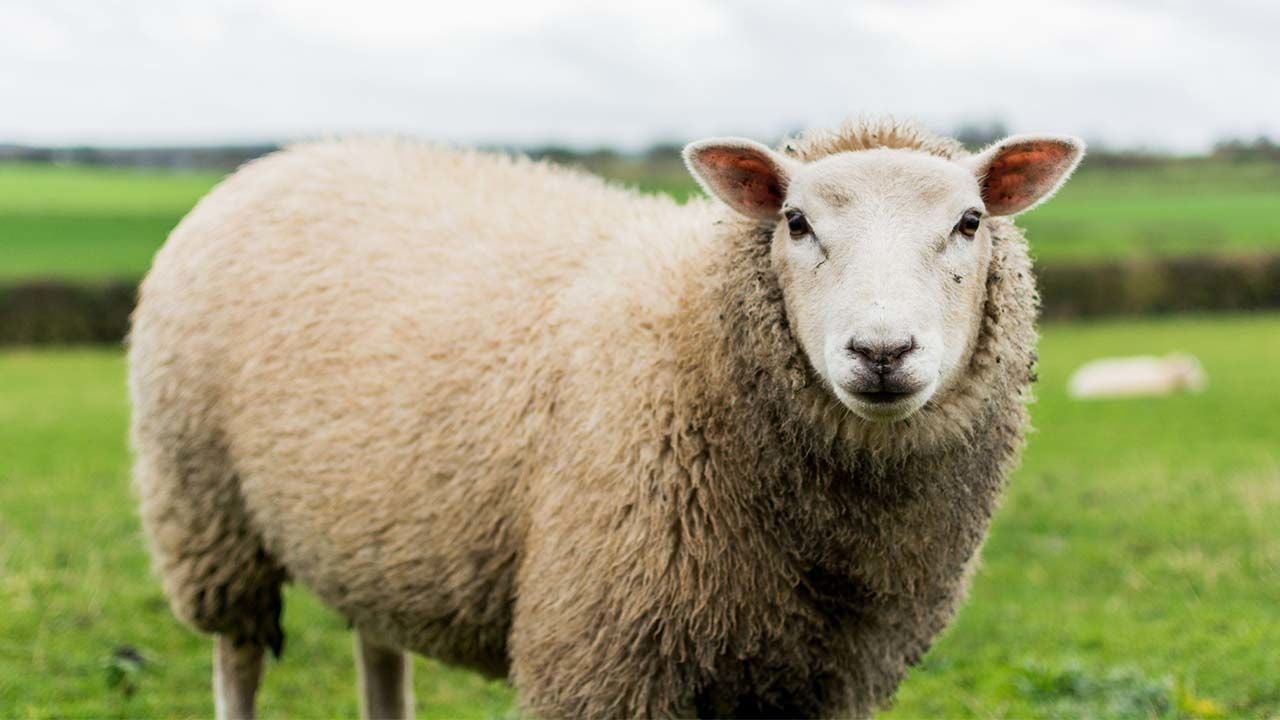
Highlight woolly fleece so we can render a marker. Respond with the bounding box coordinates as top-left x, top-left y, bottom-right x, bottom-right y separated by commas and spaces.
130, 117, 1040, 718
